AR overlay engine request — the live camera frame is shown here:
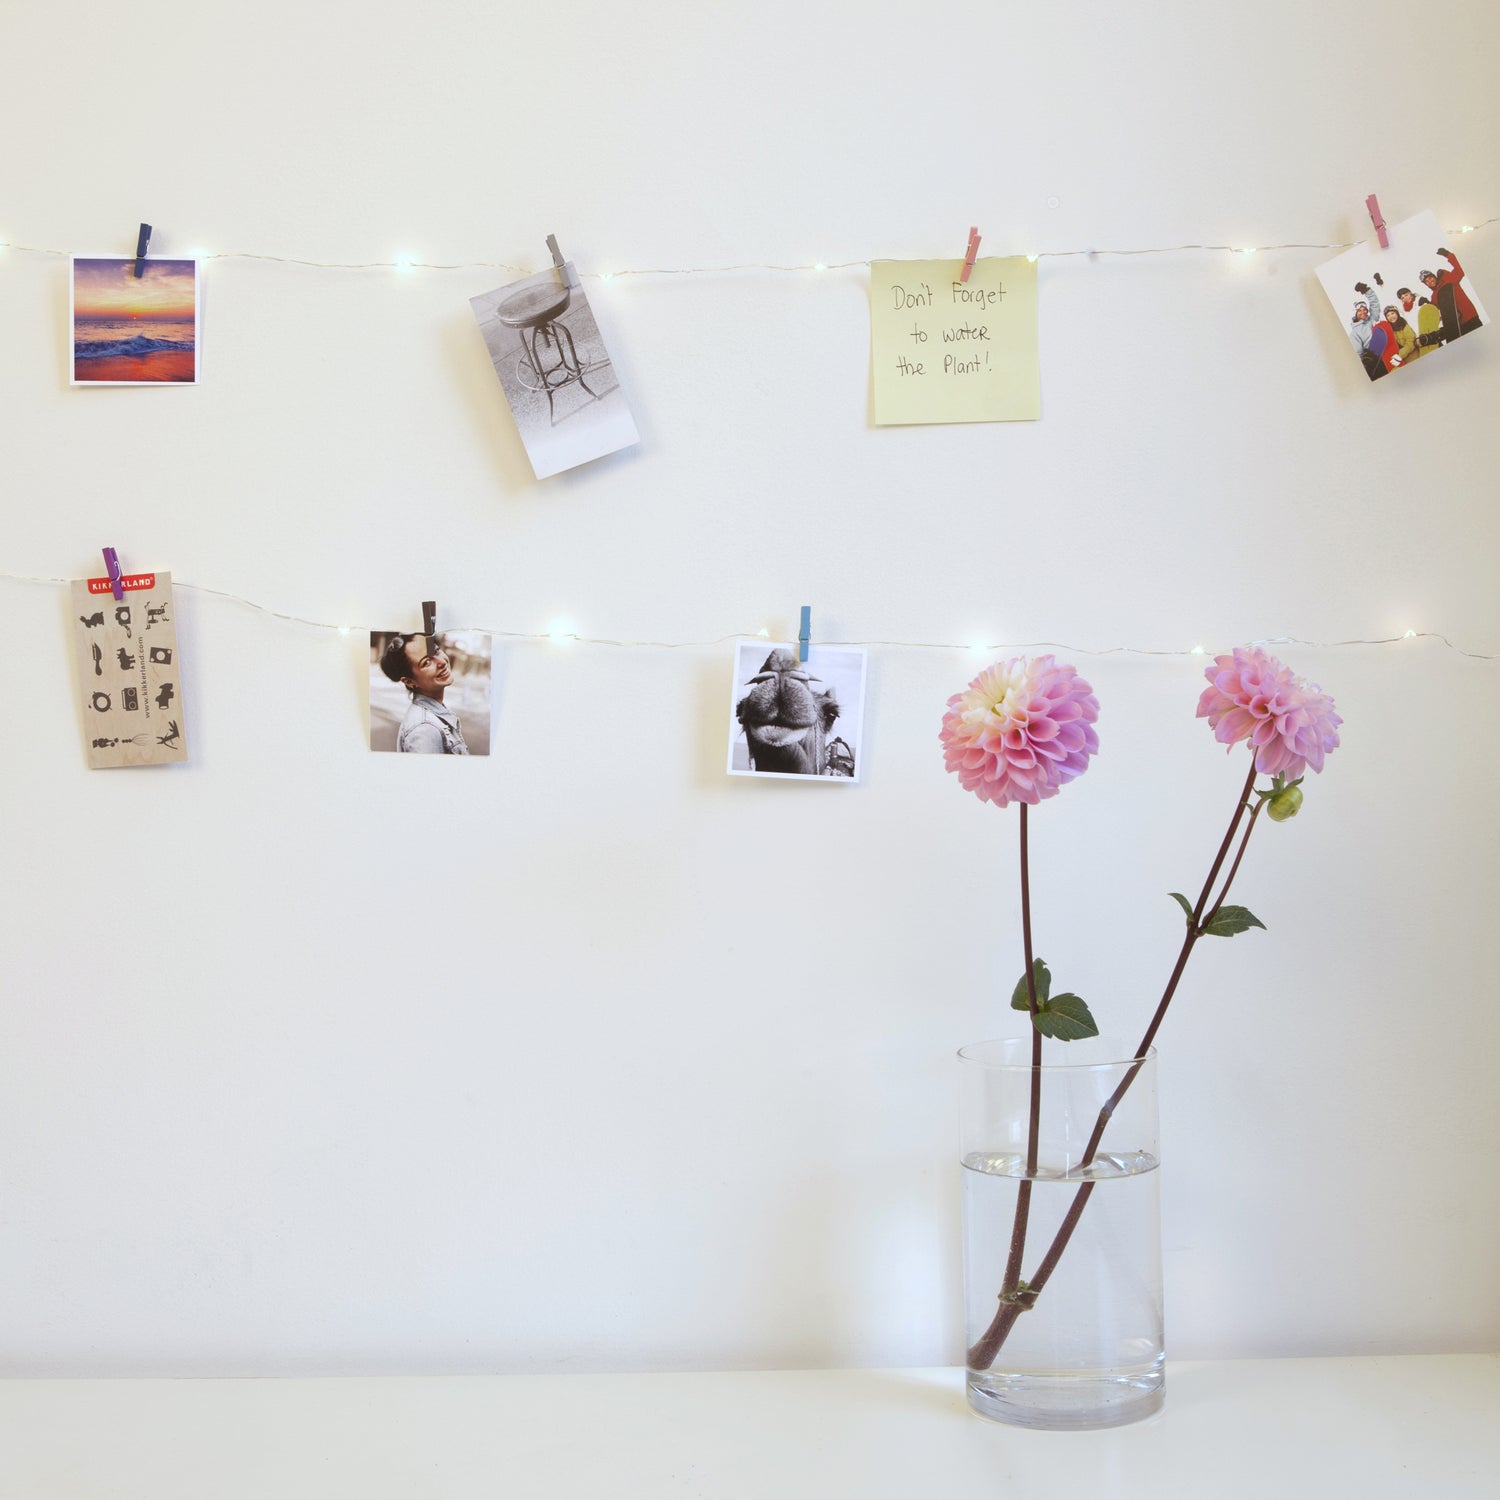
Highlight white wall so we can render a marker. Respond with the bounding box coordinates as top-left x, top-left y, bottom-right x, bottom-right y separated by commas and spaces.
2, 0, 1497, 1375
